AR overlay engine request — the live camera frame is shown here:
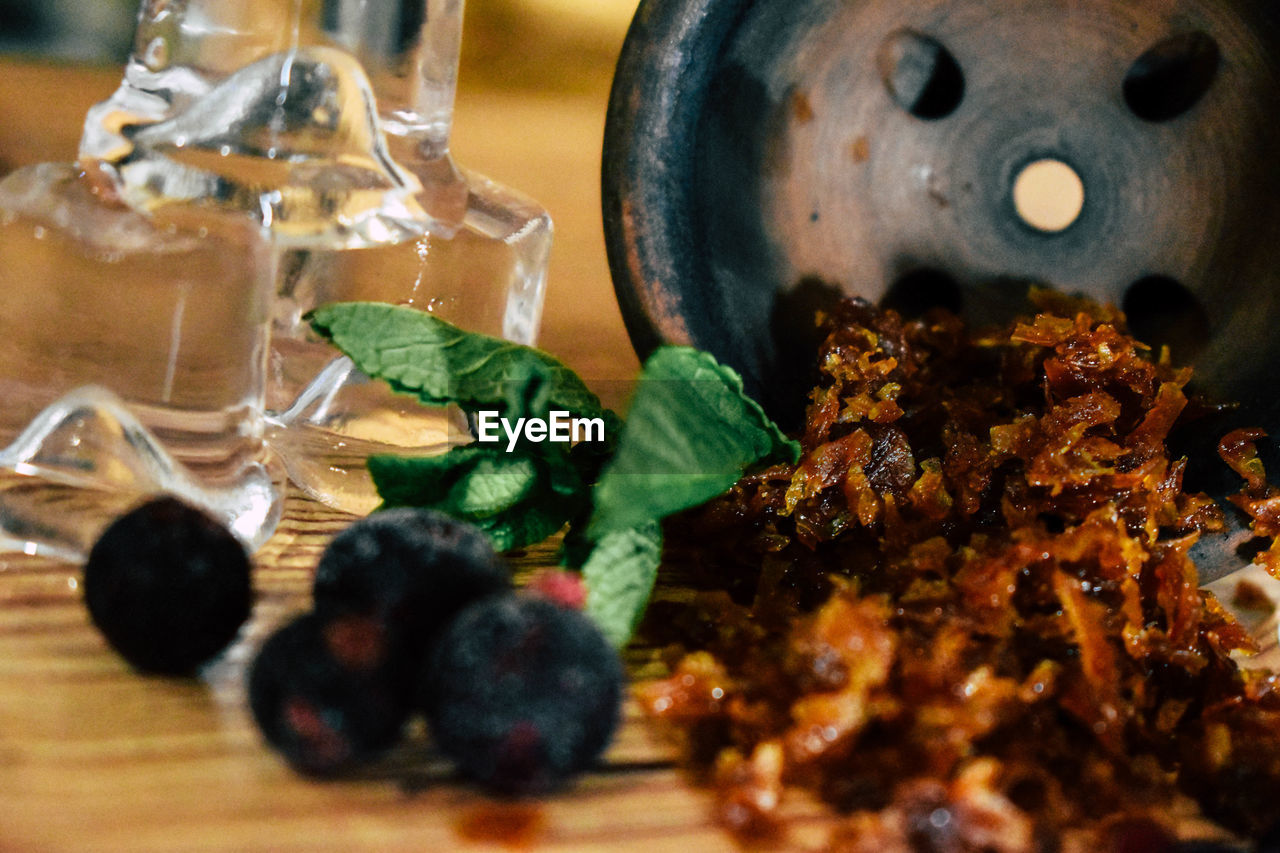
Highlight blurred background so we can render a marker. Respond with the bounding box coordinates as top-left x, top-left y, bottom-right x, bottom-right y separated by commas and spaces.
0, 0, 638, 83
0, 0, 646, 395
0, 0, 135, 62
